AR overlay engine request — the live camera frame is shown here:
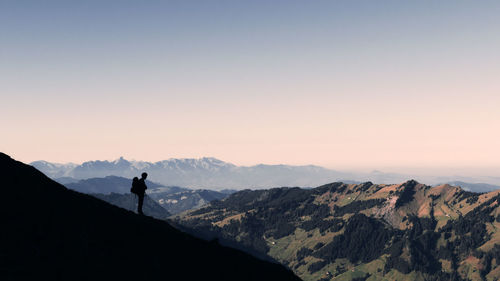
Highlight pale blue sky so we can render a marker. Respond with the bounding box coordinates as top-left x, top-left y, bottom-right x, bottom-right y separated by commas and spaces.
1, 0, 500, 172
